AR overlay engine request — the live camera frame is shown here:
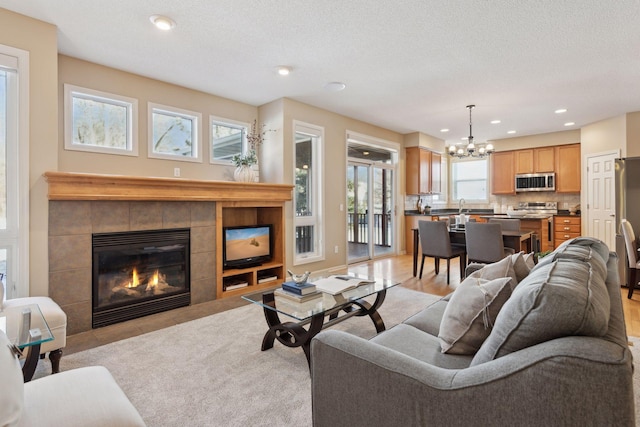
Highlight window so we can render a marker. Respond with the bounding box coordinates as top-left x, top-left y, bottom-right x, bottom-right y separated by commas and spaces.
451, 158, 488, 201
210, 116, 247, 164
0, 46, 29, 299
64, 84, 138, 156
148, 103, 202, 162
294, 121, 323, 264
